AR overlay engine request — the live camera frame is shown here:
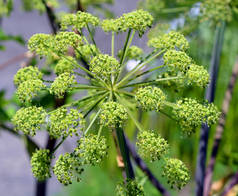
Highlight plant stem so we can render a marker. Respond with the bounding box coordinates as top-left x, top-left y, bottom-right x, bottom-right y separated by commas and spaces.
115, 126, 135, 179
119, 76, 183, 88
195, 21, 226, 196
204, 58, 238, 196
84, 109, 101, 135
220, 172, 238, 196
116, 49, 164, 88
111, 32, 115, 57
125, 136, 171, 196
